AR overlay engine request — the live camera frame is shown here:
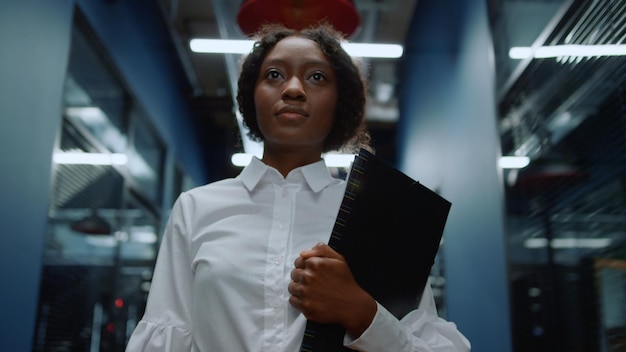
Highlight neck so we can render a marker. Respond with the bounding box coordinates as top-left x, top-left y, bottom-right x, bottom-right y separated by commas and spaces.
262, 146, 323, 177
